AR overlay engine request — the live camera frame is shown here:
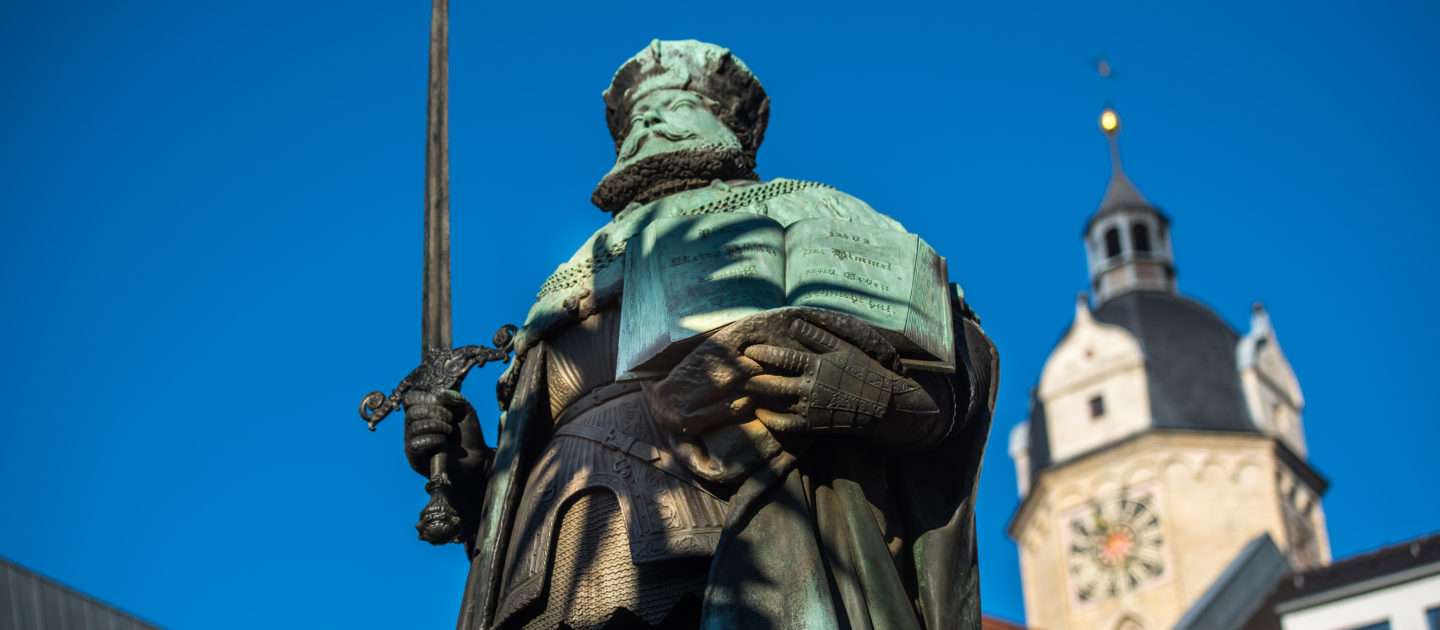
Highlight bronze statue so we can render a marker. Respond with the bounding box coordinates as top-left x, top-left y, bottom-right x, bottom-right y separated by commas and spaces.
383, 38, 997, 630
